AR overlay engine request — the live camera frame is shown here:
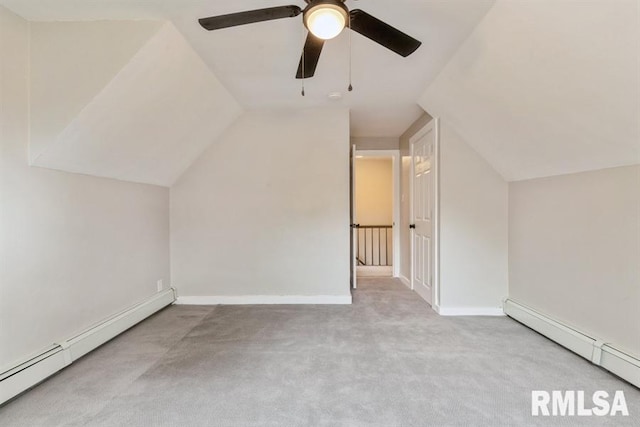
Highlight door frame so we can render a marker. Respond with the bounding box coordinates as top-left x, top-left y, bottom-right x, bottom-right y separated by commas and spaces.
353, 149, 401, 278
409, 119, 440, 310
350, 144, 356, 289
